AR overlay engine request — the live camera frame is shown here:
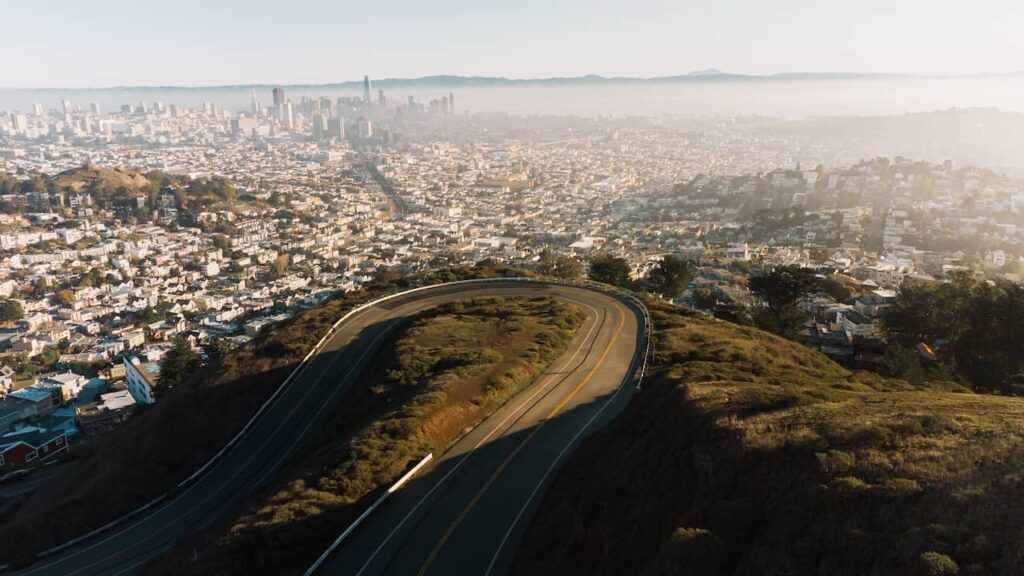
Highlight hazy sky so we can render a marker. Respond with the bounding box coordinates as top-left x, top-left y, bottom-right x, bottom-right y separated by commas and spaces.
6, 0, 1023, 88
